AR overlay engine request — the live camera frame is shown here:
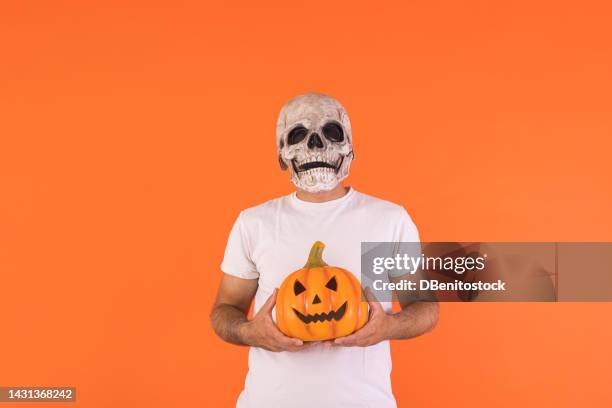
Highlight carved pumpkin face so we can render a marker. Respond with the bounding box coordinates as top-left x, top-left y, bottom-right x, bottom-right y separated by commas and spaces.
276, 241, 368, 341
